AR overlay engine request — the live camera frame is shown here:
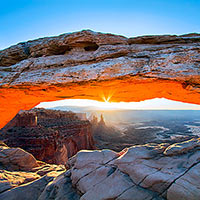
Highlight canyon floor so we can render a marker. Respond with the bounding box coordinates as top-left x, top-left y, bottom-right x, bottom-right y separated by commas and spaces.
92, 110, 200, 152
